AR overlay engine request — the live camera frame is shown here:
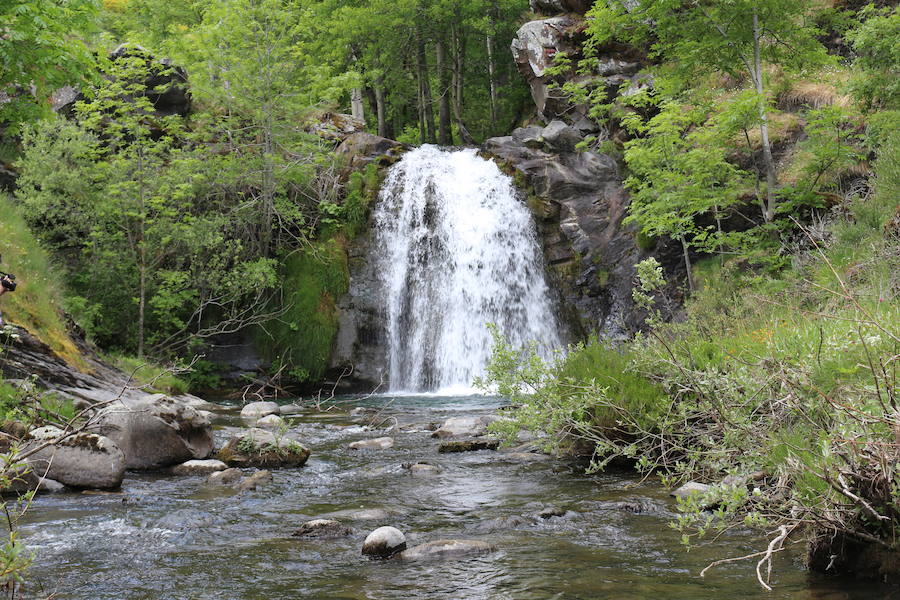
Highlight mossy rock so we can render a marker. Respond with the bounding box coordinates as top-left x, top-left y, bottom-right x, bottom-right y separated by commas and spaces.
218, 428, 310, 468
